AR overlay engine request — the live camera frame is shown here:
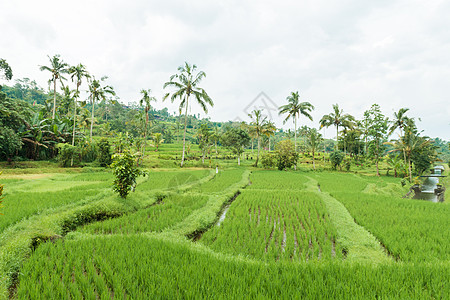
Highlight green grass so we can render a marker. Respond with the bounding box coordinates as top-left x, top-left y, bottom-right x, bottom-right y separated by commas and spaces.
16, 234, 450, 299
201, 189, 343, 262
313, 172, 450, 263
78, 194, 209, 234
